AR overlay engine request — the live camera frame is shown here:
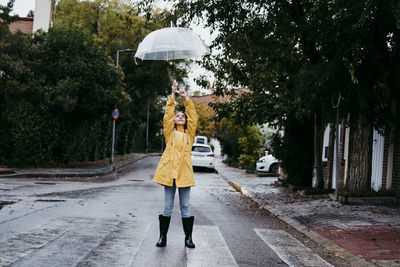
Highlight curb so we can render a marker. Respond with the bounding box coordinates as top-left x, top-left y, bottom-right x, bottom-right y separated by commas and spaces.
227, 180, 376, 267
0, 153, 161, 179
